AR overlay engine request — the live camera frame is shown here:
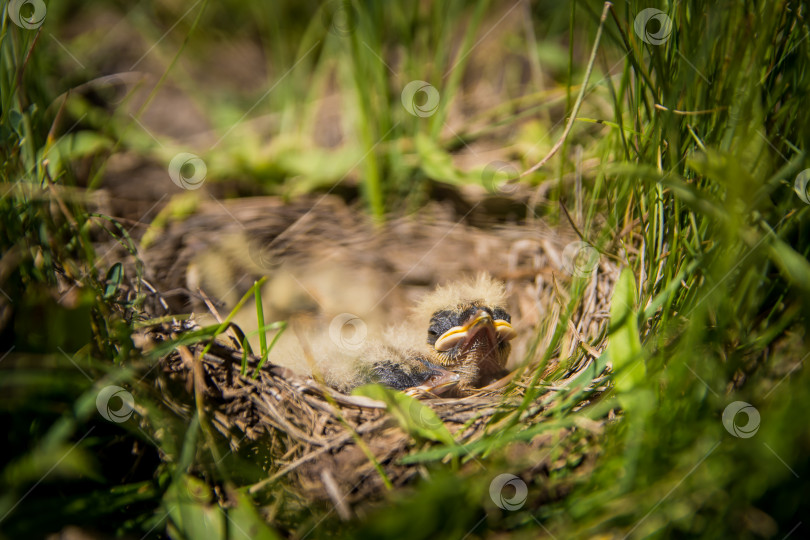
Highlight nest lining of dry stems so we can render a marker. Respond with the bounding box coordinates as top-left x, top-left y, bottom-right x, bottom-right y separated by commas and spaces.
145, 318, 610, 508
112, 197, 620, 508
